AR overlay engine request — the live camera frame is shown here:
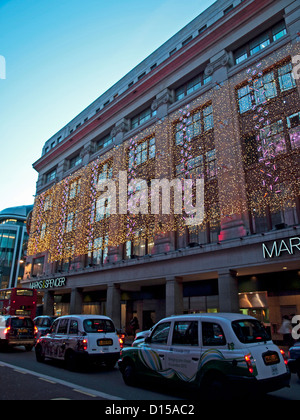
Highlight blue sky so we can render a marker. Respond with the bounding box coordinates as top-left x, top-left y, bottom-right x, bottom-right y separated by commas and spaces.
0, 0, 215, 211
